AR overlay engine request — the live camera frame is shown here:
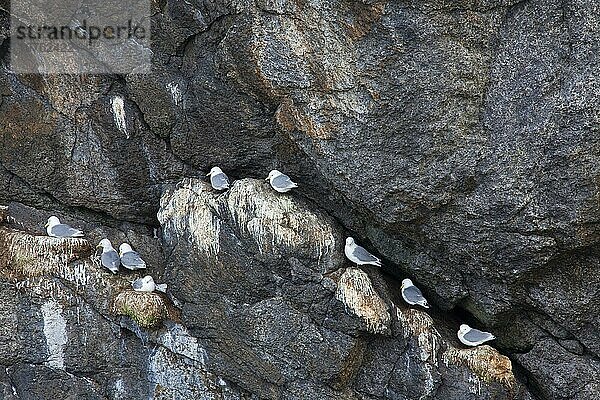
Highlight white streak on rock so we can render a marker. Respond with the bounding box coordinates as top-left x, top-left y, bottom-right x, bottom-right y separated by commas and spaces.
395, 306, 440, 367
147, 346, 215, 400
41, 300, 67, 370
167, 82, 183, 106
158, 182, 221, 257
156, 323, 207, 365
114, 378, 126, 400
335, 267, 390, 334
225, 180, 337, 266
468, 374, 482, 396
158, 178, 339, 269
111, 96, 128, 139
